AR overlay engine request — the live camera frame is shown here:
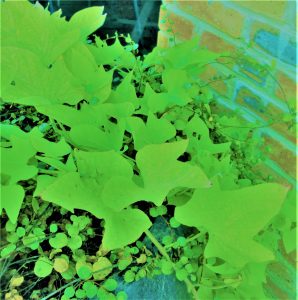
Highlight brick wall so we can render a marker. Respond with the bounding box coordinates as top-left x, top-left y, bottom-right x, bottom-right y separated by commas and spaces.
157, 1, 296, 298
157, 0, 296, 187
